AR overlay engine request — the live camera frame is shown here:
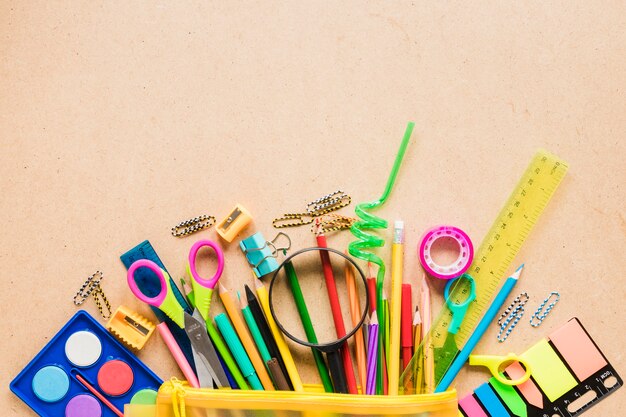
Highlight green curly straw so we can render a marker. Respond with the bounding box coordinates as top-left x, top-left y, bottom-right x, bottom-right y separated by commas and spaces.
349, 121, 415, 394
